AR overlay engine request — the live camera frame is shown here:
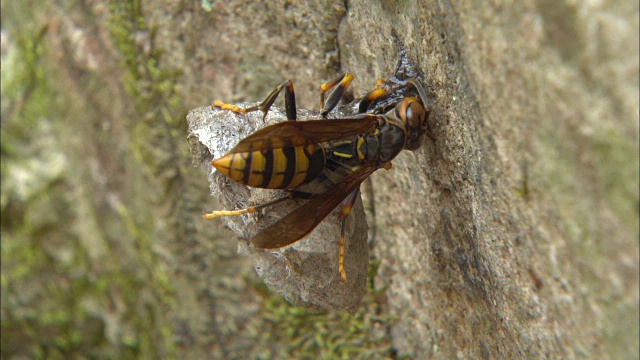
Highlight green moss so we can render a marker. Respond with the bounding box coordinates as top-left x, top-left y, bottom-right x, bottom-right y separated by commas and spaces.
257, 260, 396, 359
1, 1, 182, 358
